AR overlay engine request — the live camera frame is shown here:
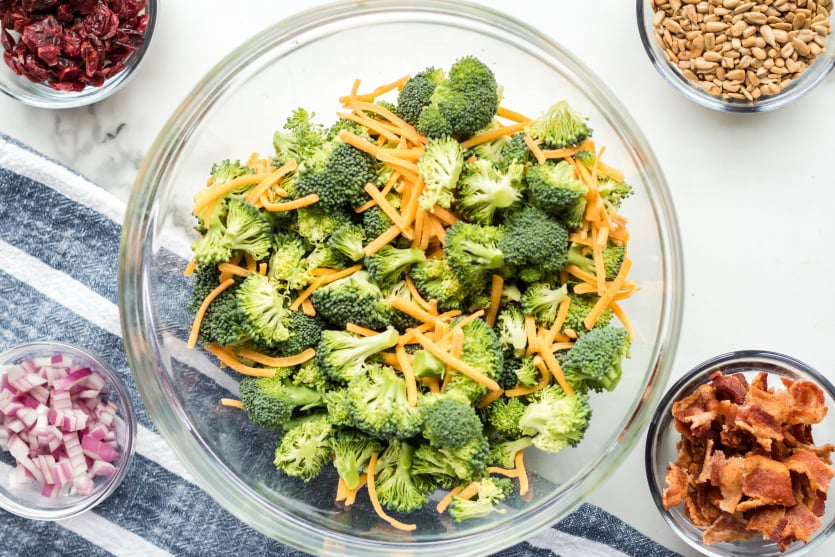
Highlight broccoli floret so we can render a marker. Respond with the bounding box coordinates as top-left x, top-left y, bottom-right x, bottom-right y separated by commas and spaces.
417, 136, 464, 211
468, 122, 510, 164
293, 140, 377, 213
416, 56, 499, 139
520, 282, 568, 327
310, 270, 394, 330
514, 356, 541, 388
365, 245, 426, 289
558, 326, 630, 393
412, 436, 490, 483
347, 362, 423, 440
497, 355, 522, 391
326, 223, 366, 262
561, 293, 614, 336
272, 311, 324, 357
272, 107, 326, 168
444, 317, 504, 404
487, 436, 533, 469
330, 429, 384, 490
382, 280, 422, 332
525, 161, 588, 229
598, 177, 634, 212
443, 221, 504, 287
566, 243, 625, 281
448, 476, 513, 522
325, 117, 369, 142
527, 100, 592, 149
495, 304, 527, 358
268, 232, 311, 291
235, 273, 293, 347
518, 385, 591, 453
373, 440, 434, 513
495, 132, 533, 172
292, 357, 331, 391
484, 396, 528, 440
195, 277, 248, 347
408, 258, 468, 312
239, 375, 324, 430
295, 206, 351, 246
575, 150, 596, 168
323, 388, 354, 427
188, 264, 223, 312
273, 414, 333, 481
207, 159, 253, 201
305, 244, 348, 271
361, 205, 394, 242
396, 66, 446, 127
411, 349, 446, 380
192, 198, 273, 265
456, 159, 525, 224
420, 393, 484, 450
499, 206, 569, 278
315, 327, 399, 384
